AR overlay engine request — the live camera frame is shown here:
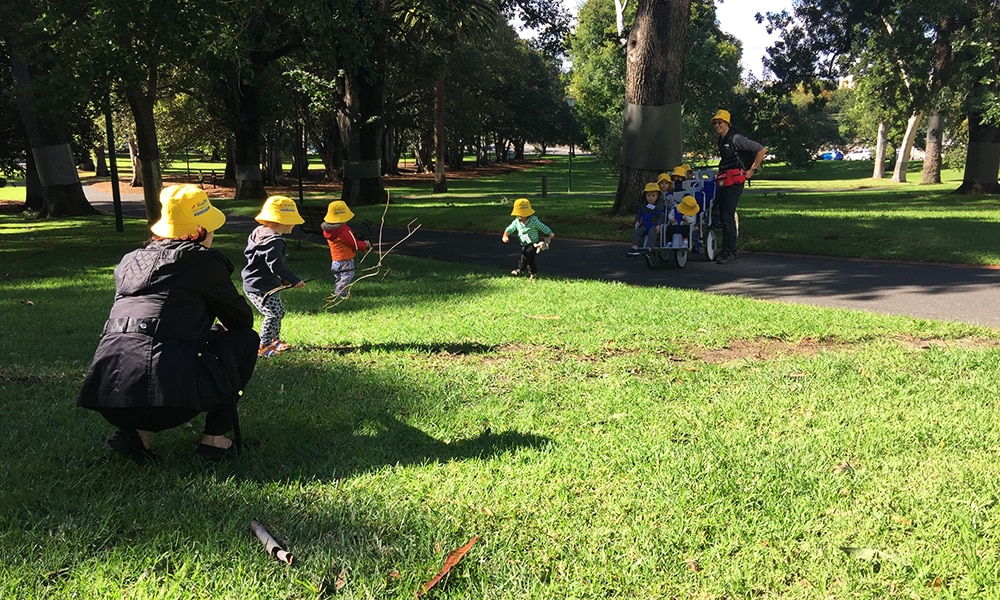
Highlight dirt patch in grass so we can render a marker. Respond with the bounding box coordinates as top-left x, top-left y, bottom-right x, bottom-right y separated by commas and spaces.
693, 334, 1000, 364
